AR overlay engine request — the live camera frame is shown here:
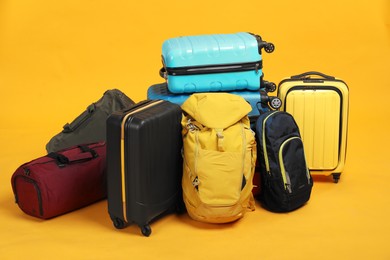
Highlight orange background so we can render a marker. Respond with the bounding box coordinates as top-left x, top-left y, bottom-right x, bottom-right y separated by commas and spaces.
0, 0, 389, 259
